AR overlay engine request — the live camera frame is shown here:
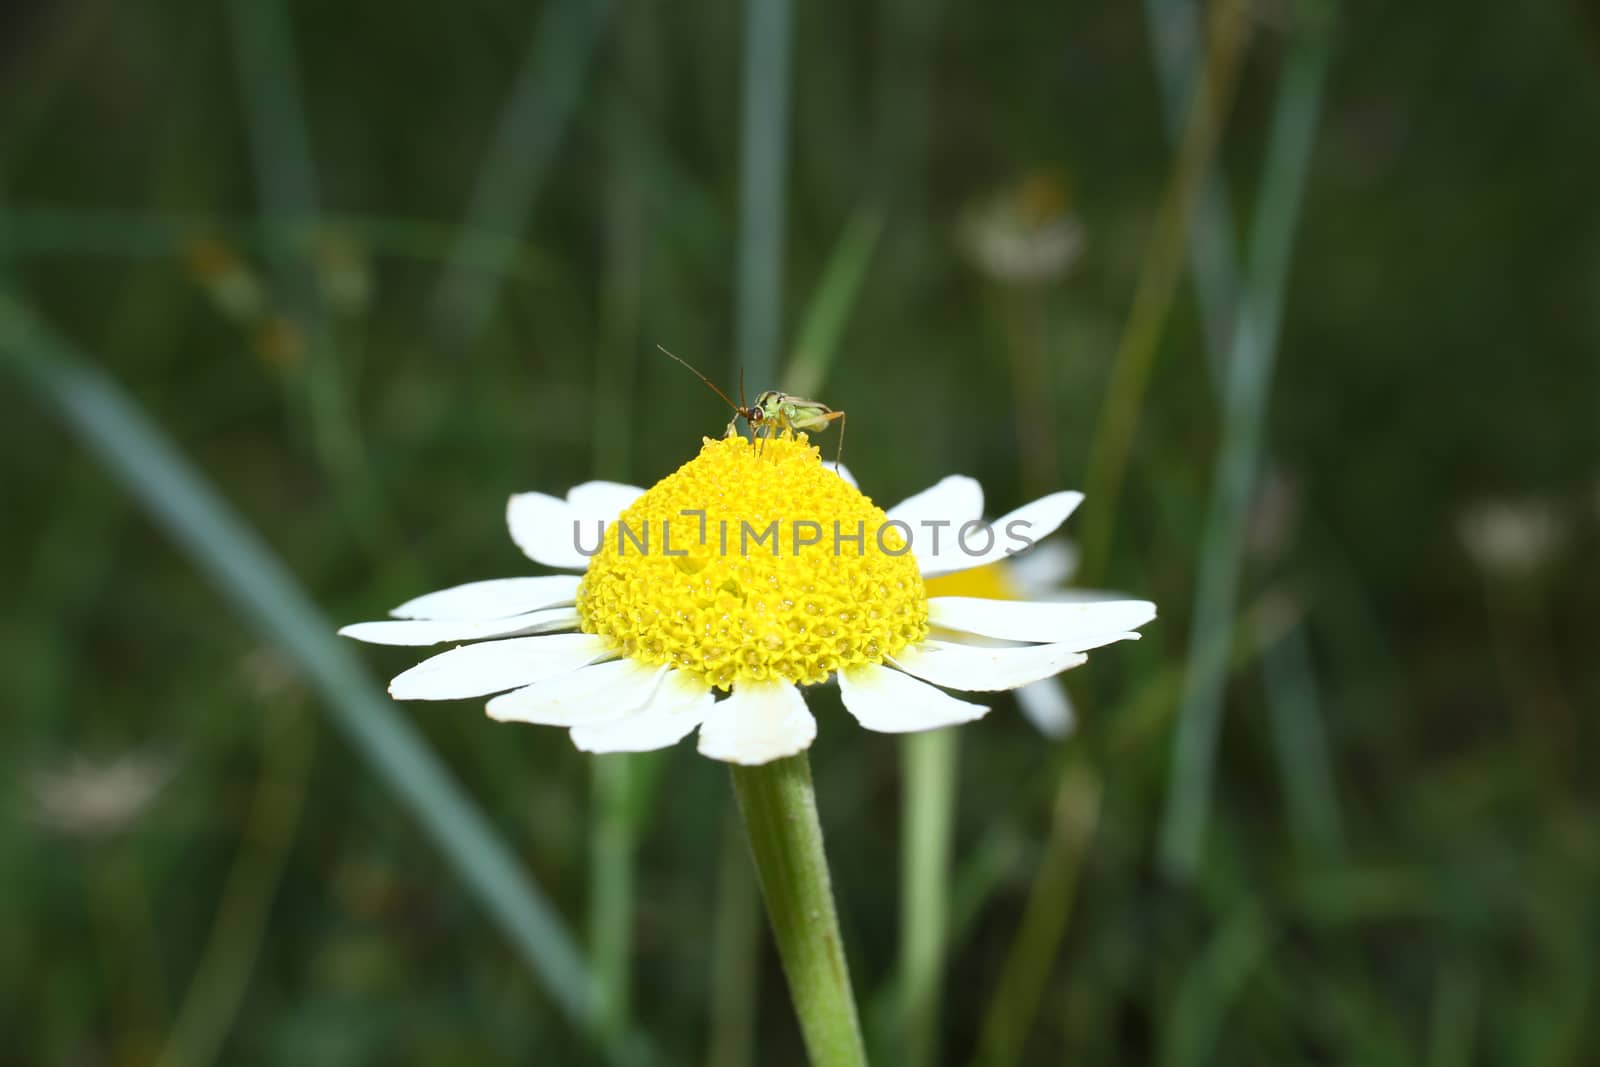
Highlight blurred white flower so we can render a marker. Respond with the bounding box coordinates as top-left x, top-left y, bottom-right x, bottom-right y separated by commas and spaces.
961, 171, 1085, 285
1457, 498, 1565, 578
27, 751, 175, 839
